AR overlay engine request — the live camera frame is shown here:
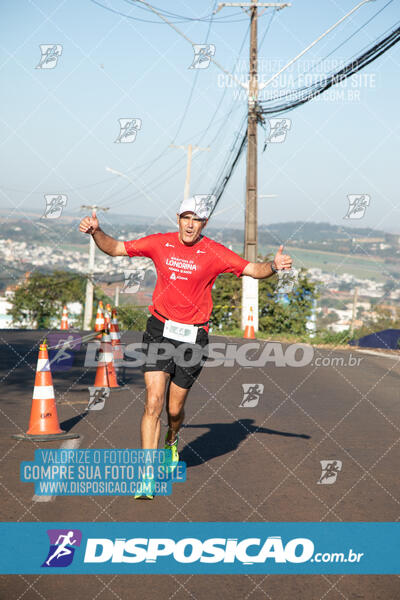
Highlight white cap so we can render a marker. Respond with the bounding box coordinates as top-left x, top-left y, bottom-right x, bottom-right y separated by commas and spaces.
177, 195, 215, 220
